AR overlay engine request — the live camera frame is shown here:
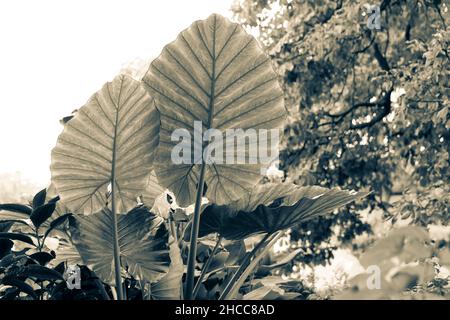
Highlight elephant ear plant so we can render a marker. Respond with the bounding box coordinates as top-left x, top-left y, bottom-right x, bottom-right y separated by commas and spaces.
50, 74, 170, 300
142, 13, 288, 298
0, 14, 368, 300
